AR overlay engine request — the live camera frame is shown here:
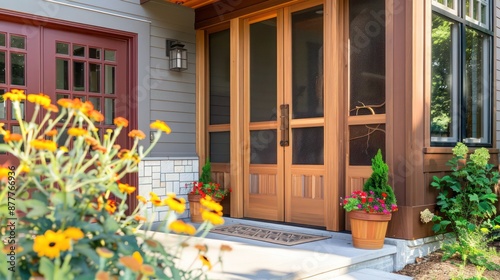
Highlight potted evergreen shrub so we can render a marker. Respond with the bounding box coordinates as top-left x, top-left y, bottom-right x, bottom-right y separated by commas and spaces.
343, 149, 398, 249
